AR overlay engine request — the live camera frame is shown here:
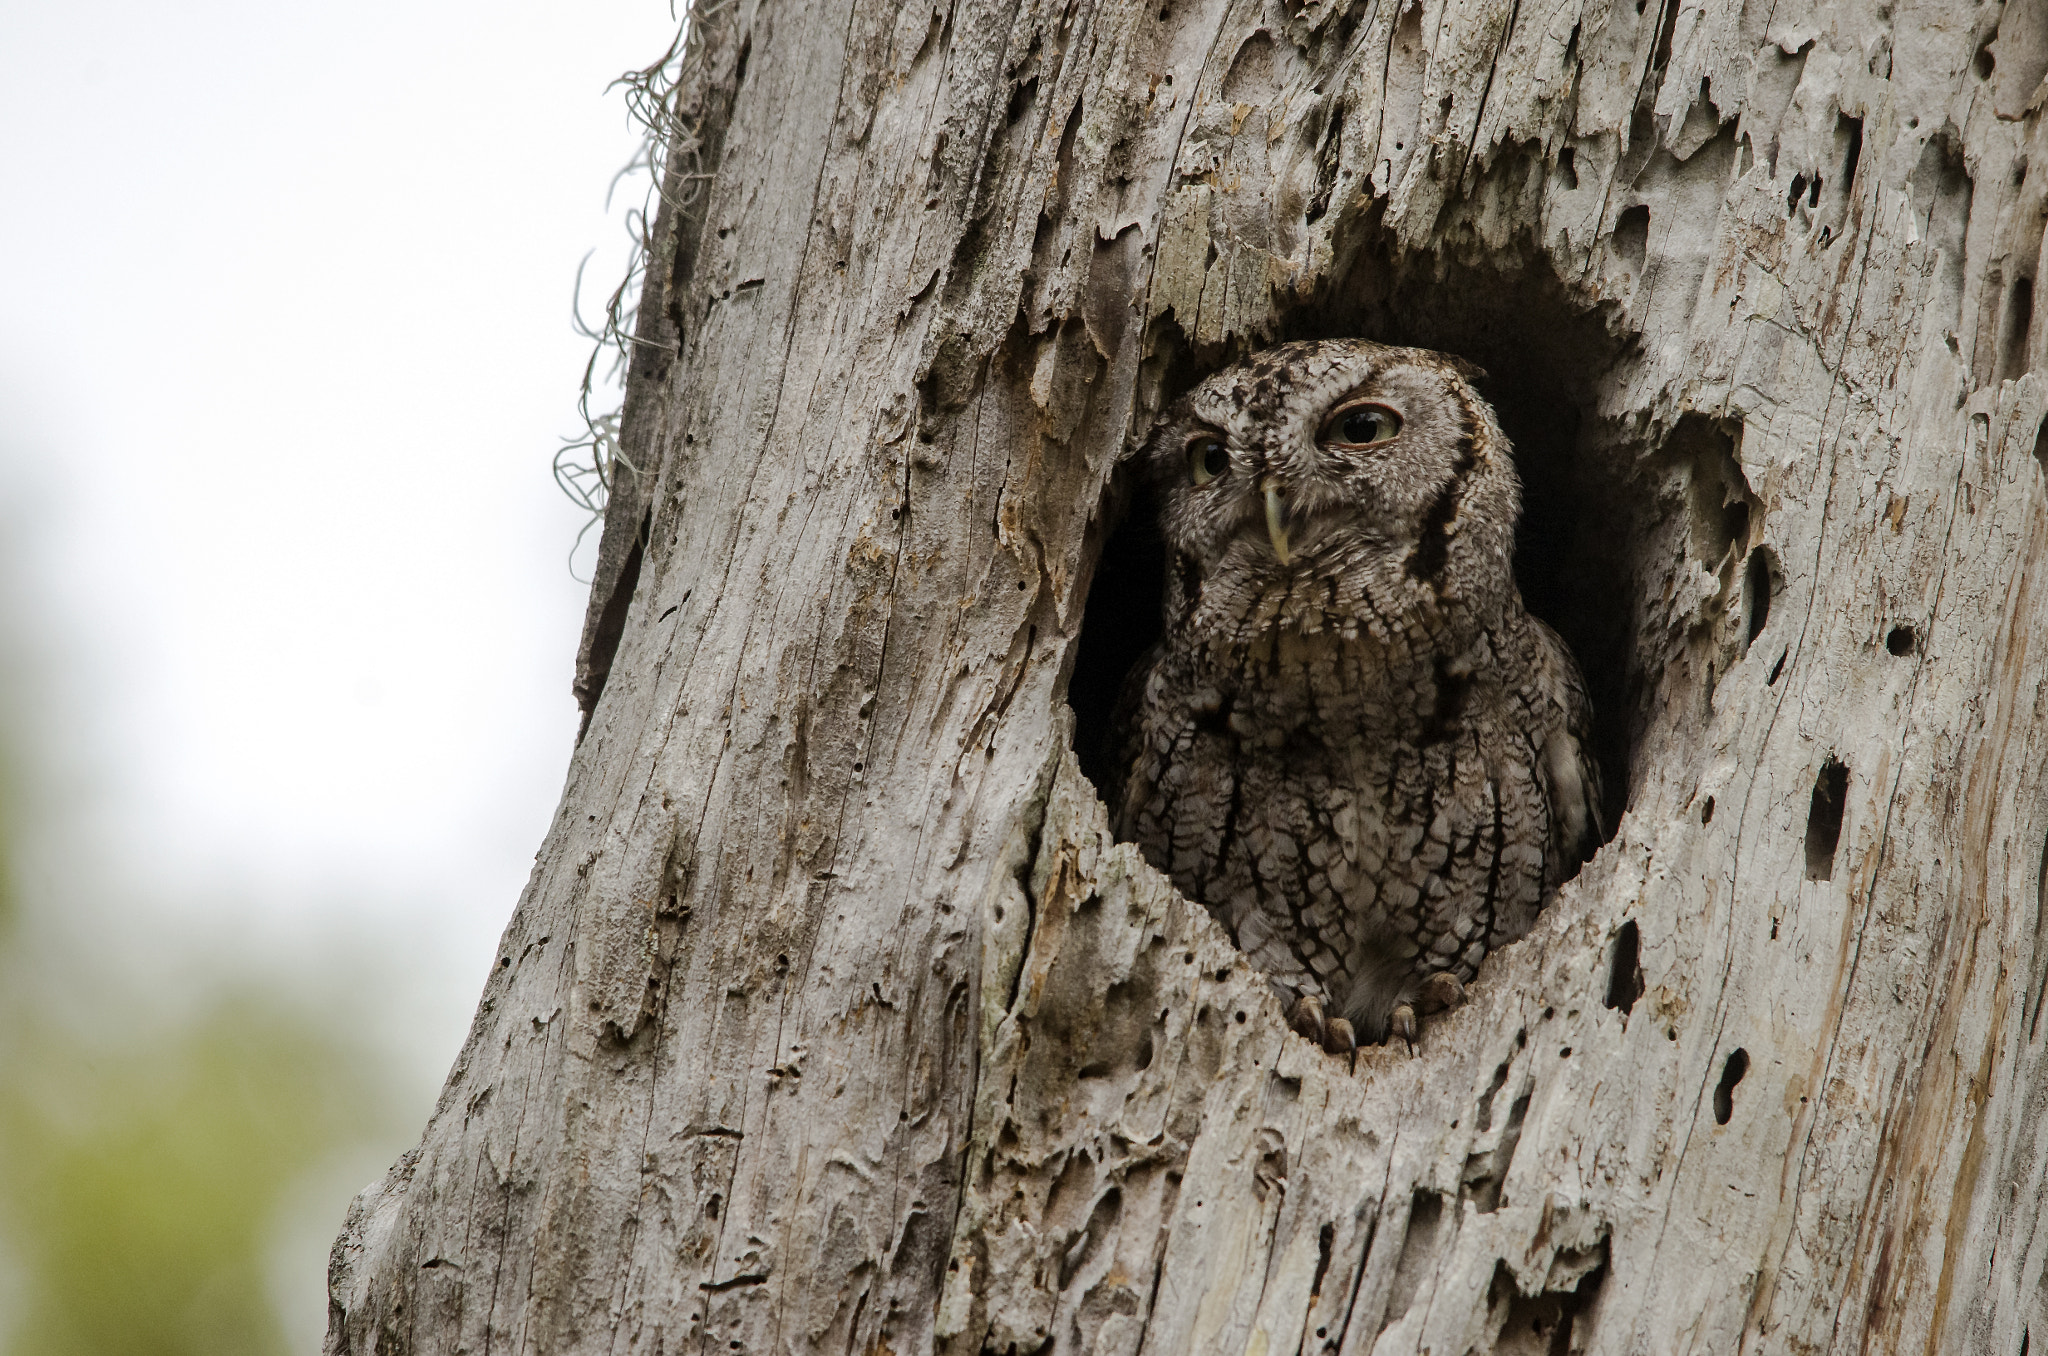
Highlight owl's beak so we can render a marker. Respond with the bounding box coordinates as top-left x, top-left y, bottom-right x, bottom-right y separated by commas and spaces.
1261, 476, 1293, 565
